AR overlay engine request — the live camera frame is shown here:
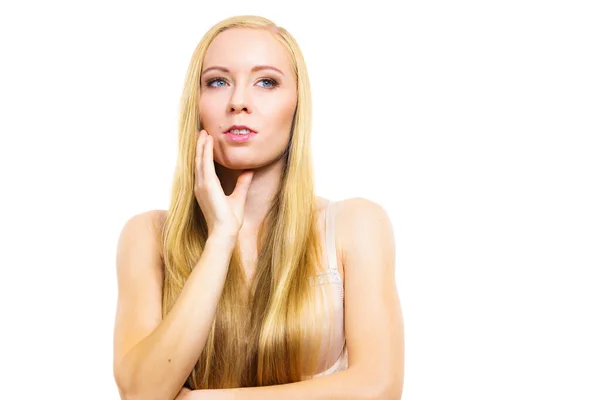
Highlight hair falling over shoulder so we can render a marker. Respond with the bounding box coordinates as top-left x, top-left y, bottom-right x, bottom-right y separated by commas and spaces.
159, 15, 332, 388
